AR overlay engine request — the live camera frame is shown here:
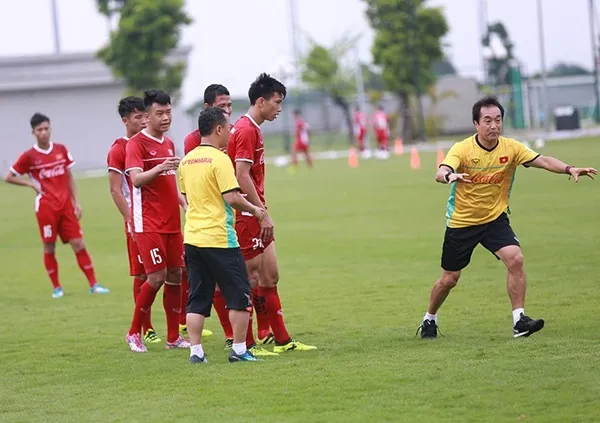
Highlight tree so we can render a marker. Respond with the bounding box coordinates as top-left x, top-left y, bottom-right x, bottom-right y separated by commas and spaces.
432, 57, 457, 77
95, 0, 192, 101
365, 0, 449, 141
482, 21, 514, 86
301, 37, 357, 145
531, 62, 591, 79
